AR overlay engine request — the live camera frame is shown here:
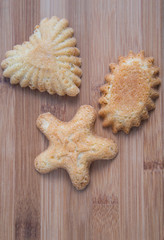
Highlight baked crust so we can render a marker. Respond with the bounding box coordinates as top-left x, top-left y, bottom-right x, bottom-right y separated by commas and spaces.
1, 16, 82, 96
35, 105, 118, 190
99, 51, 161, 133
